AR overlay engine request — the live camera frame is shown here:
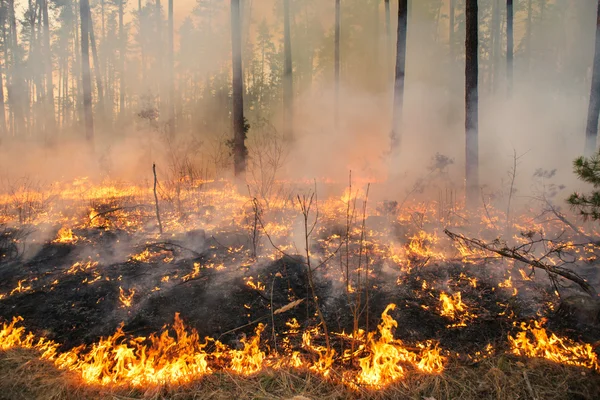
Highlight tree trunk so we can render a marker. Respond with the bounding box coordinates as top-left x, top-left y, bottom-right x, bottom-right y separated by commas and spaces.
491, 0, 500, 93
231, 0, 246, 177
42, 0, 55, 131
119, 0, 125, 118
168, 0, 174, 135
138, 0, 144, 80
465, 0, 479, 207
507, 0, 513, 95
391, 0, 408, 152
526, 0, 532, 71
88, 6, 104, 116
585, 0, 600, 156
449, 0, 455, 57
283, 0, 293, 140
335, 0, 340, 129
156, 0, 162, 113
80, 0, 94, 142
